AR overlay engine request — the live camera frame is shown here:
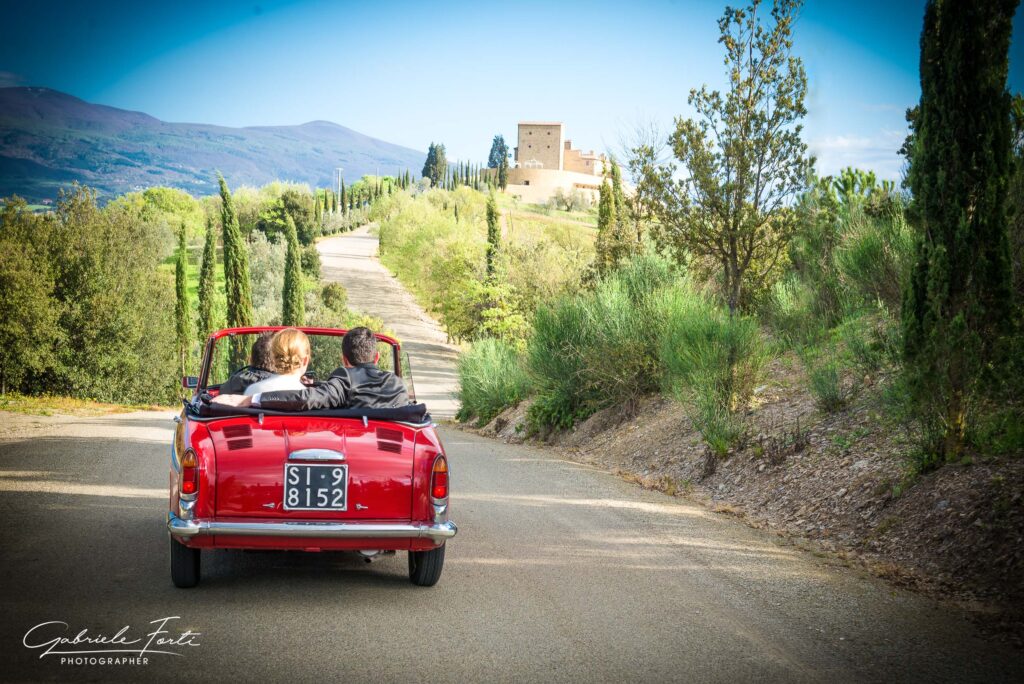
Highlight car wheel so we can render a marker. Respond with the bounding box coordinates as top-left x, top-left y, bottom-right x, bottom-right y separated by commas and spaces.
169, 535, 201, 588
408, 543, 445, 586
